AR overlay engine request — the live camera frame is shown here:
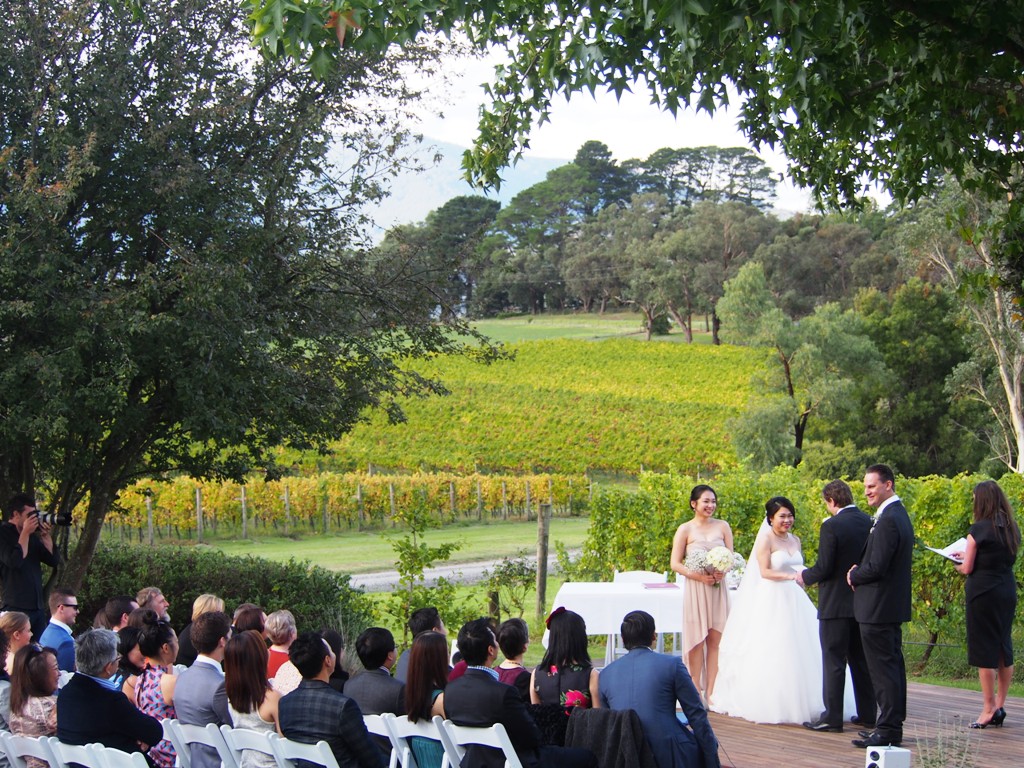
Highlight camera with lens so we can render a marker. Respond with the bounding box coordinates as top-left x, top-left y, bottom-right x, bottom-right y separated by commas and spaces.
30, 510, 72, 527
